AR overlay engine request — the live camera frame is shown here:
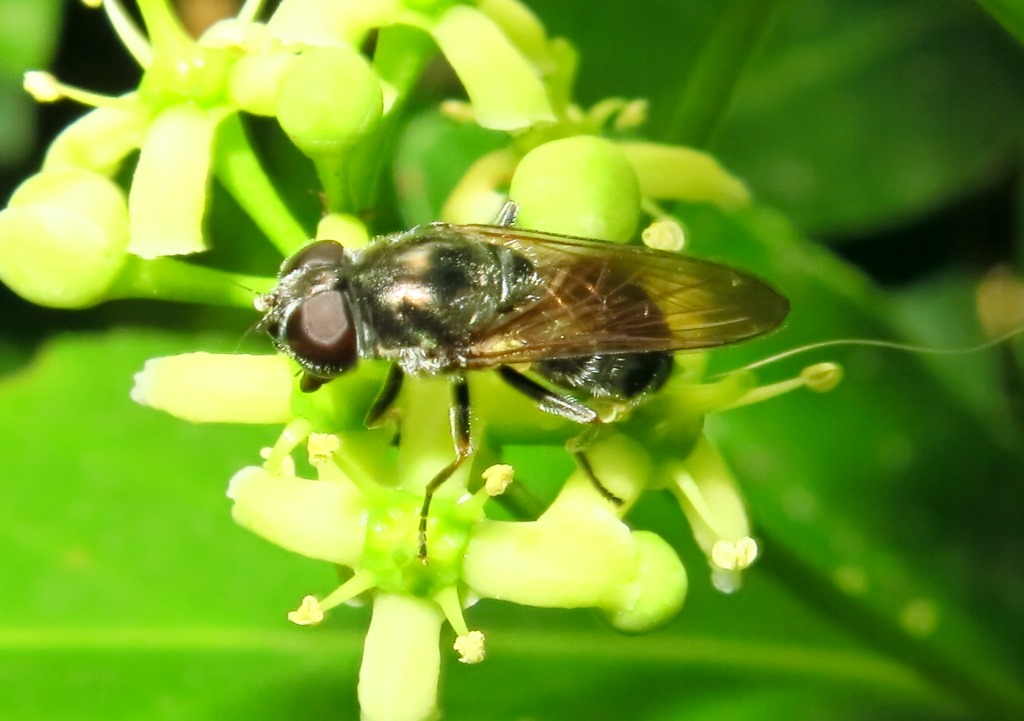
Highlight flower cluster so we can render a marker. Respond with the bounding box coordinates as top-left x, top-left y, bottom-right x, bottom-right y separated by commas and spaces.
1, 2, 840, 721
